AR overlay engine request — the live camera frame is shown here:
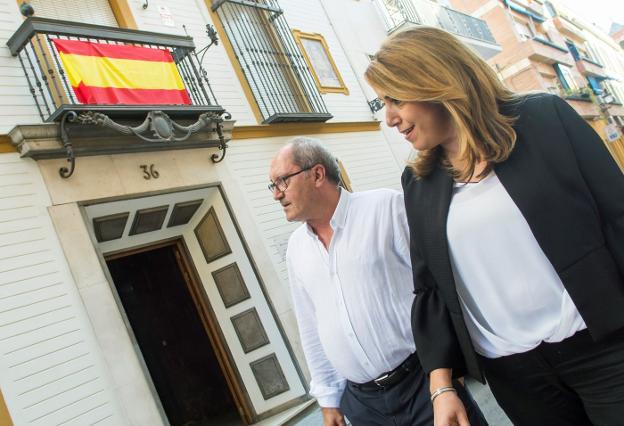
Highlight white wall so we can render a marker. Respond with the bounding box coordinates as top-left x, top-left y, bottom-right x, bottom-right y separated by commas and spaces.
318, 0, 414, 164
0, 154, 126, 426
0, 1, 41, 134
